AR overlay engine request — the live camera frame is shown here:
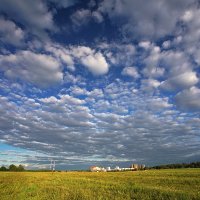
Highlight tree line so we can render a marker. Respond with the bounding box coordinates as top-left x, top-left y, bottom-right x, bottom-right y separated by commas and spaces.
1, 161, 200, 171
149, 161, 200, 169
0, 164, 25, 171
